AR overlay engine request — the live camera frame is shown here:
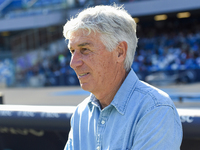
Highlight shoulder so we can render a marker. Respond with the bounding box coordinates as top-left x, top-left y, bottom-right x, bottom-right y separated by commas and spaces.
129, 80, 182, 127
129, 80, 181, 122
134, 80, 174, 108
72, 95, 91, 117
133, 81, 183, 145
